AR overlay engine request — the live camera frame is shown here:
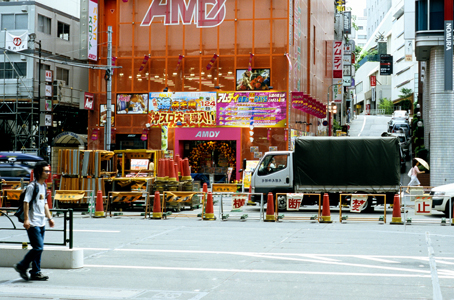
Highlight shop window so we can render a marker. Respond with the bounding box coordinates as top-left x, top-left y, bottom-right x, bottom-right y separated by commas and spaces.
1, 14, 28, 30
38, 15, 51, 35
57, 21, 70, 41
0, 62, 26, 79
56, 67, 69, 85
